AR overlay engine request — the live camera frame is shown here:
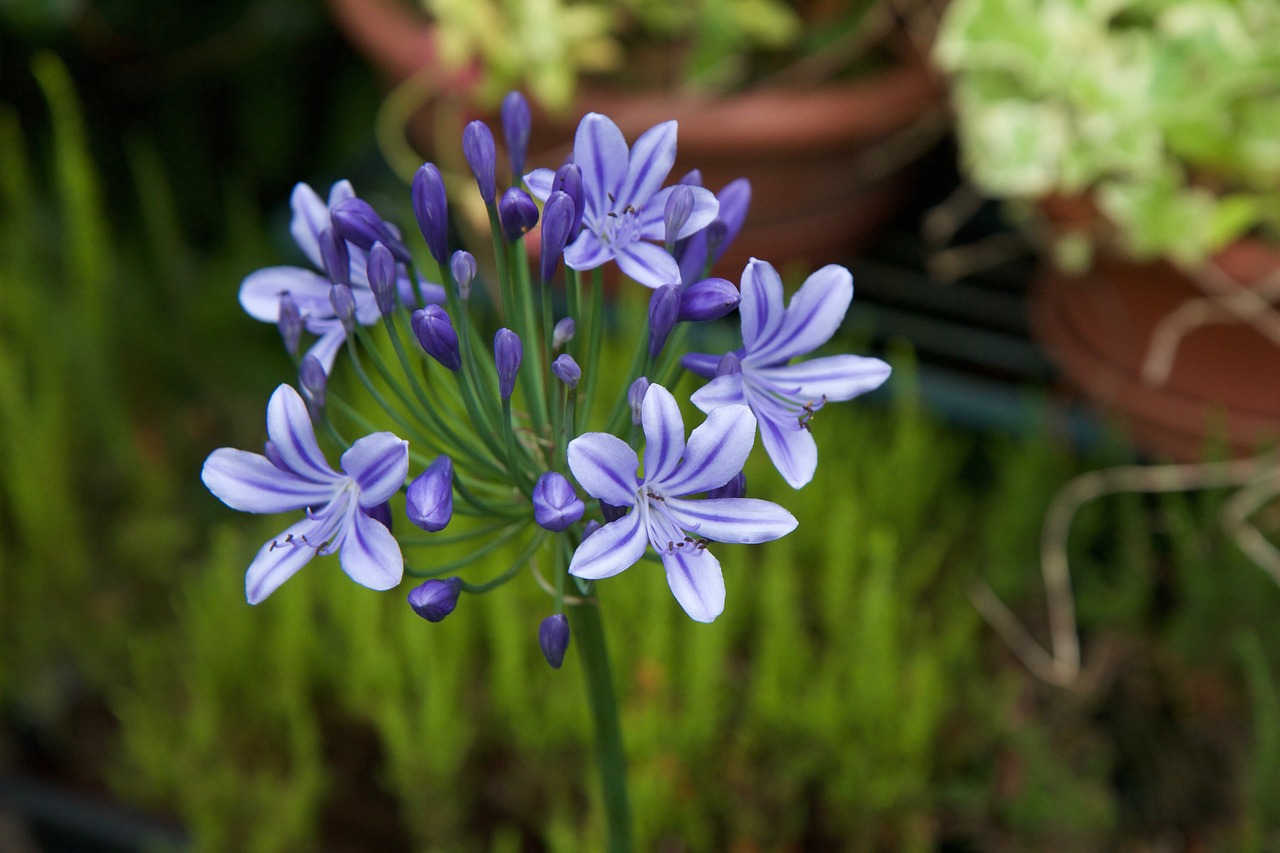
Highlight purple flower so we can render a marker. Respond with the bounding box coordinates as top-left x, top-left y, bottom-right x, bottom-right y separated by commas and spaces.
408, 577, 461, 622
525, 113, 719, 288
412, 163, 450, 264
411, 305, 462, 372
239, 181, 443, 373
406, 455, 454, 532
552, 317, 575, 350
540, 191, 576, 282
463, 120, 498, 205
451, 250, 477, 299
330, 197, 411, 262
201, 384, 409, 604
278, 292, 302, 356
366, 242, 398, 316
538, 613, 571, 668
551, 353, 581, 388
501, 91, 532, 177
494, 328, 522, 401
648, 283, 681, 358
532, 472, 584, 532
678, 277, 740, 322
566, 383, 797, 622
498, 187, 539, 242
683, 259, 891, 489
